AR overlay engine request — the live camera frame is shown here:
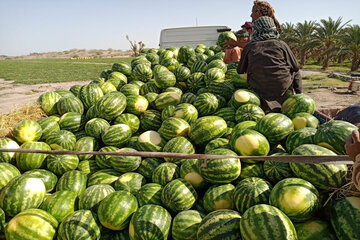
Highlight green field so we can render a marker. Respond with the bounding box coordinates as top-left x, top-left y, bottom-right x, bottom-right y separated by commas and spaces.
0, 58, 132, 84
